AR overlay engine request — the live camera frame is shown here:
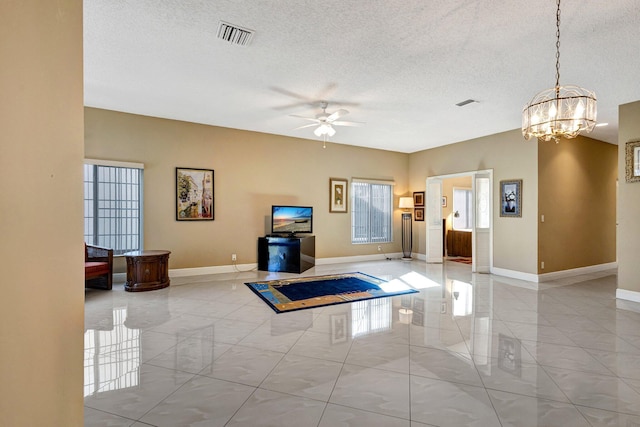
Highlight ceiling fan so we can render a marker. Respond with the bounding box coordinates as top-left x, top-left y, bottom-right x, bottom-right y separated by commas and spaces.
290, 101, 364, 139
